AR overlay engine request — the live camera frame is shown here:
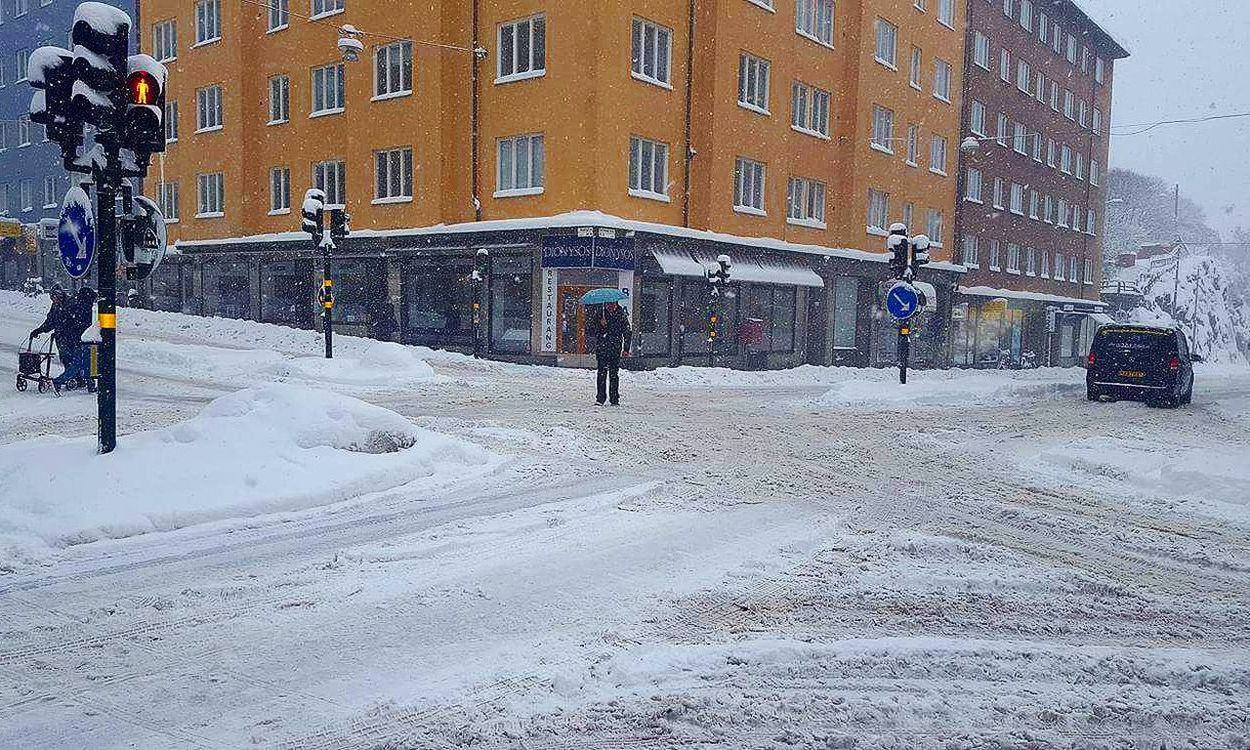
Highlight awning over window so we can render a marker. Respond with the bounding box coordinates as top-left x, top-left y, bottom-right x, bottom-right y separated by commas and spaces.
651, 248, 824, 288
